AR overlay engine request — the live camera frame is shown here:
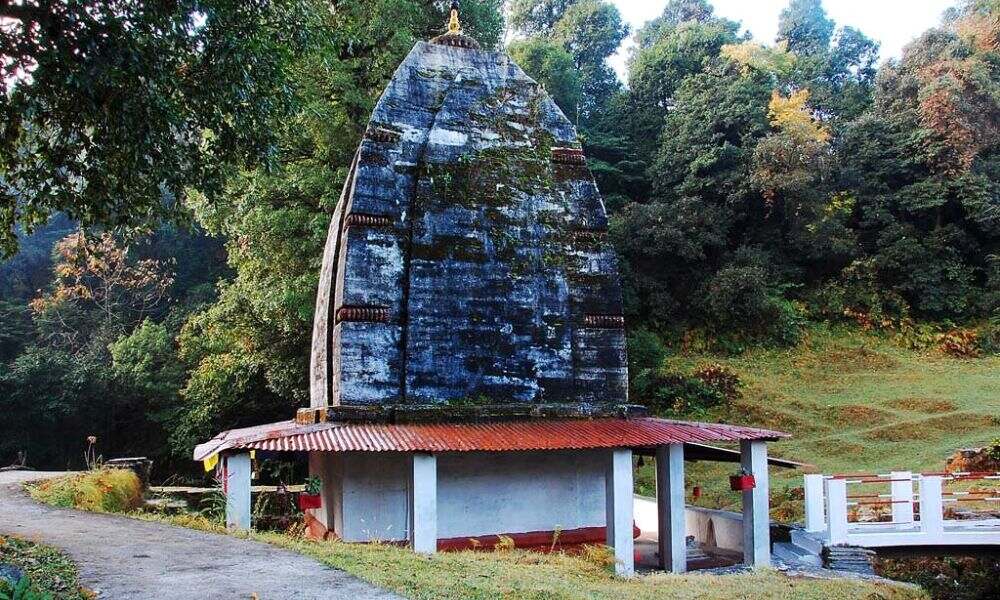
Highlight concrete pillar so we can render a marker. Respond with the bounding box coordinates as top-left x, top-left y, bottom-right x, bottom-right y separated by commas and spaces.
740, 440, 770, 567
656, 444, 686, 573
824, 478, 849, 545
224, 453, 252, 530
606, 448, 635, 577
308, 451, 342, 537
803, 474, 826, 533
890, 471, 914, 524
410, 453, 437, 554
918, 475, 944, 536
